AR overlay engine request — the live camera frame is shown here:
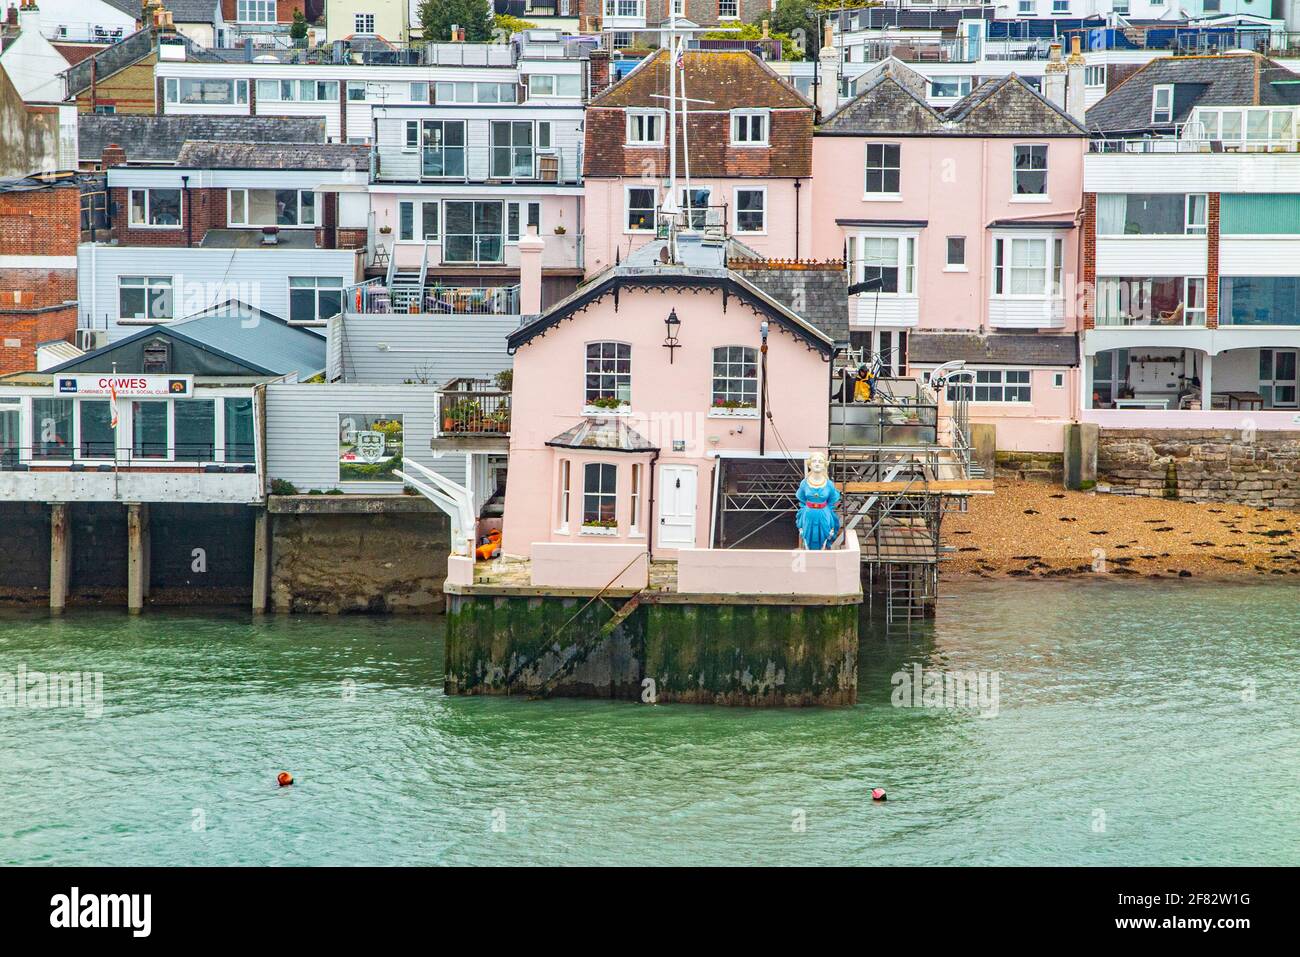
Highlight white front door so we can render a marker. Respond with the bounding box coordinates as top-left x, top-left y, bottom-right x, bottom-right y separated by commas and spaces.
657, 465, 698, 549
